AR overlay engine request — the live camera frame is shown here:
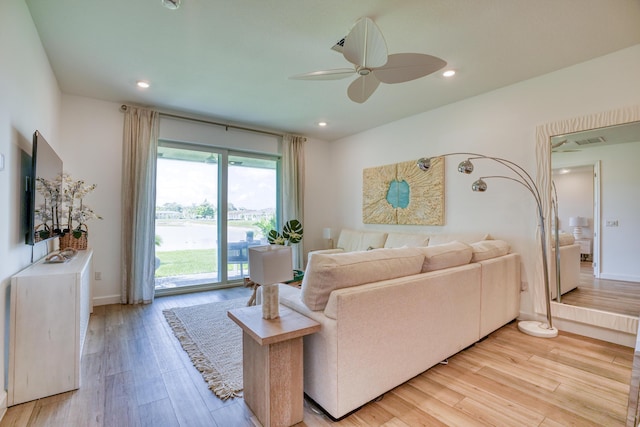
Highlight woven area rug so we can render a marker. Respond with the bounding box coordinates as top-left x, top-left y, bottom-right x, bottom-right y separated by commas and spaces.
163, 298, 246, 399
